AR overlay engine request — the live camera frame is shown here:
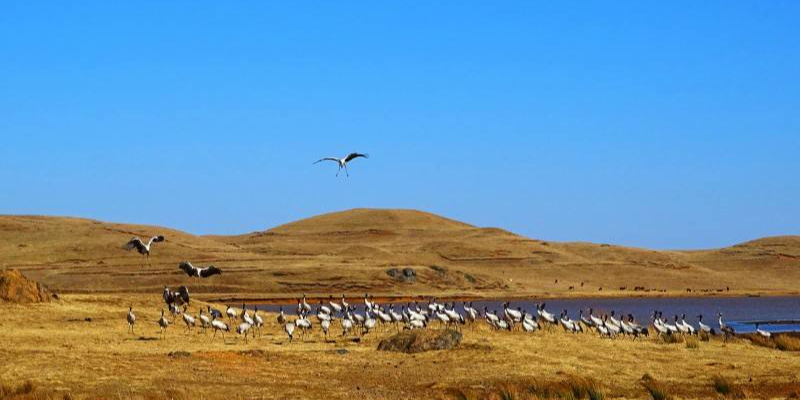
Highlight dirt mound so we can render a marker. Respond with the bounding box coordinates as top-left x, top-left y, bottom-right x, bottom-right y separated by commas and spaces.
377, 329, 462, 353
0, 269, 52, 303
